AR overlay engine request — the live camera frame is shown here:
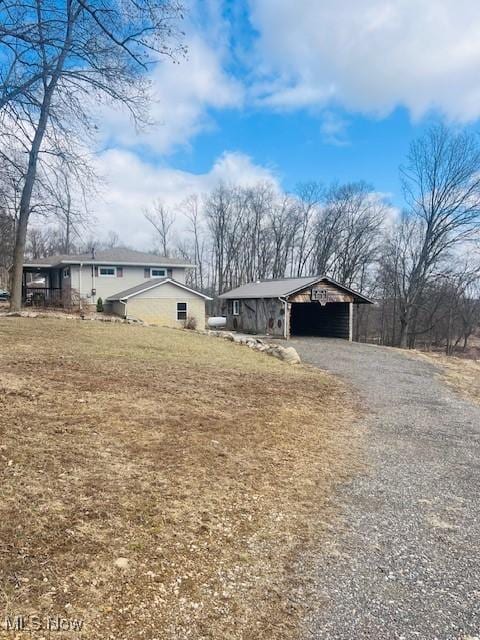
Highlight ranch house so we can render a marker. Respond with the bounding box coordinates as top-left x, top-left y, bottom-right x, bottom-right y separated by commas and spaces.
22, 248, 211, 327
